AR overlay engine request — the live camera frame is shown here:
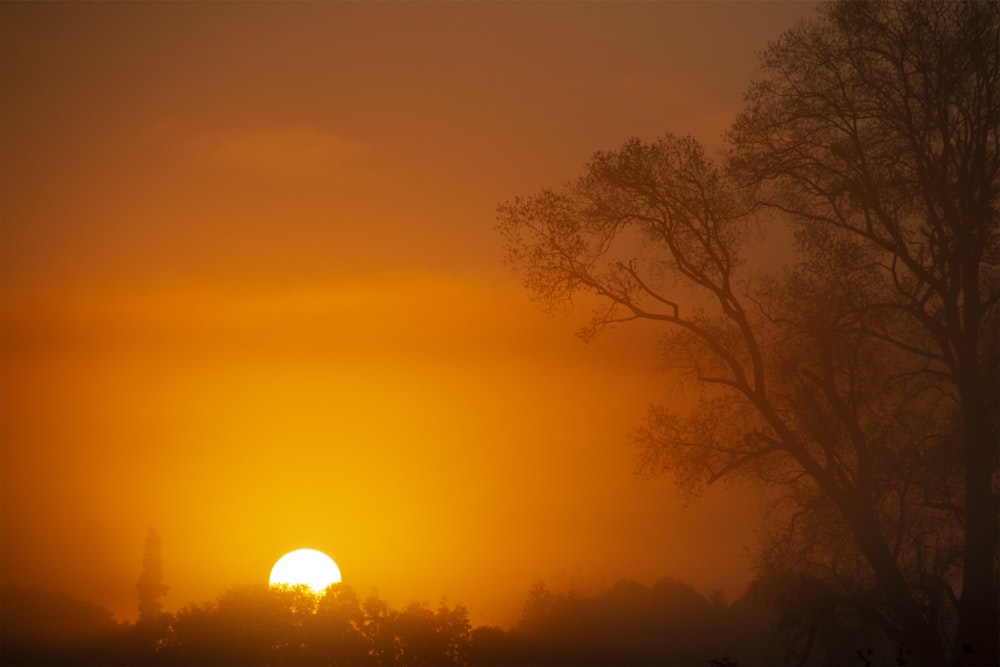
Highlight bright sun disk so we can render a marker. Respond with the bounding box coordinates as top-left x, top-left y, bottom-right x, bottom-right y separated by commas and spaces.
269, 548, 342, 593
